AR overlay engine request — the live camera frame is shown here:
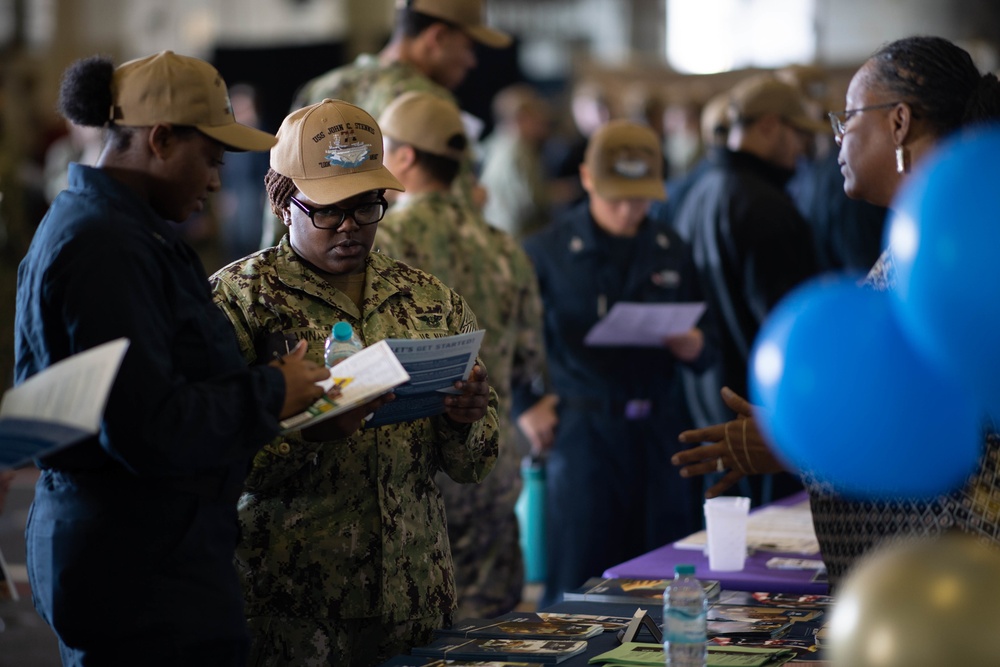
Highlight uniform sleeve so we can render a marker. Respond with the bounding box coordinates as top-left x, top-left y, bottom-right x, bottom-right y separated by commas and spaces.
433, 292, 499, 484
508, 246, 550, 417
49, 232, 283, 477
210, 271, 261, 363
